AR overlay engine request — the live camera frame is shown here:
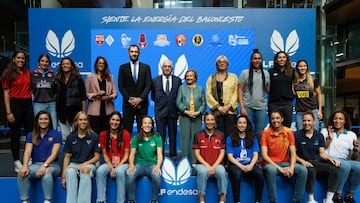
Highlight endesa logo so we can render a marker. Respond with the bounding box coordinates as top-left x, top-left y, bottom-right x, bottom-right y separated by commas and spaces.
160, 157, 197, 196
264, 29, 300, 68
45, 29, 84, 69
270, 29, 299, 57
